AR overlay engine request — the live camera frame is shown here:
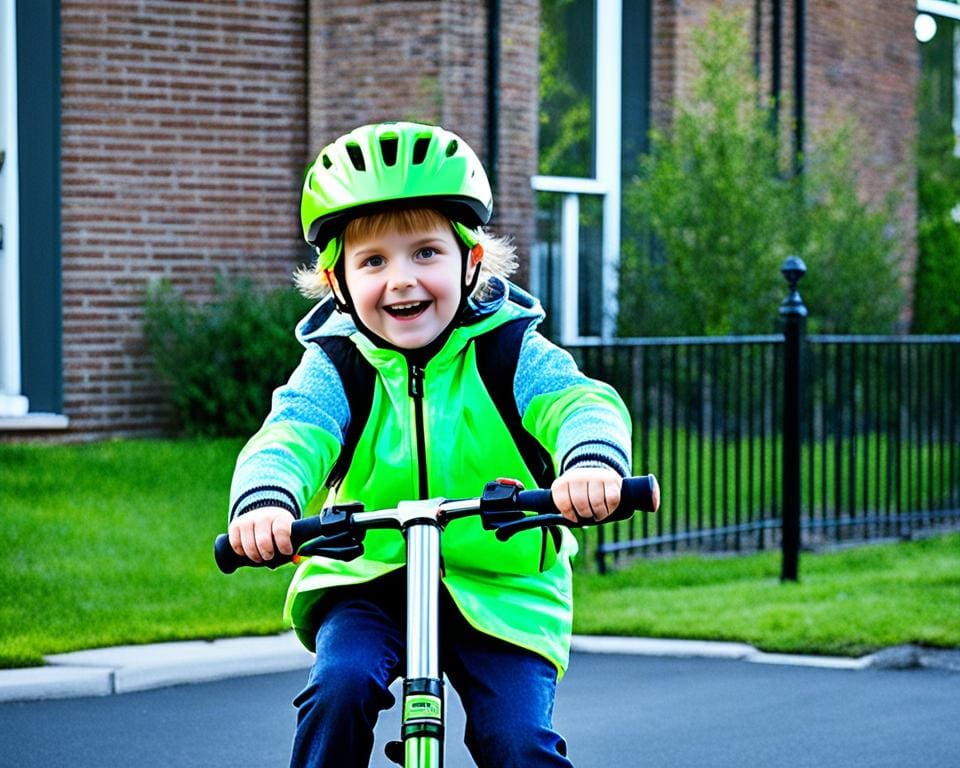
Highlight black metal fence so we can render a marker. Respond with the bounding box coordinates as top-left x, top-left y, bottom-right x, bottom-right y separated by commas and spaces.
569, 275, 960, 574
